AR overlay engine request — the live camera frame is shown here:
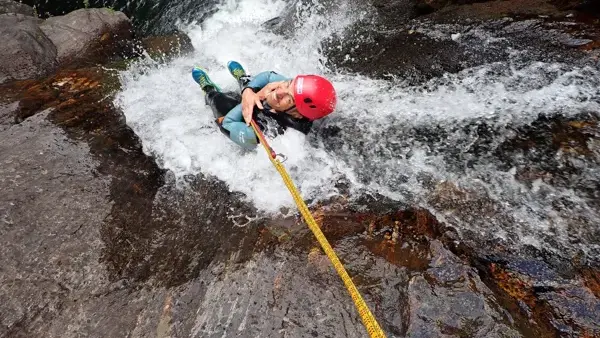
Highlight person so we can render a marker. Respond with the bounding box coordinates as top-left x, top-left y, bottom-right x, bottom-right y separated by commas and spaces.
192, 61, 337, 150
